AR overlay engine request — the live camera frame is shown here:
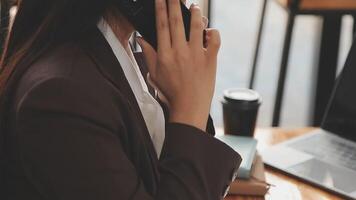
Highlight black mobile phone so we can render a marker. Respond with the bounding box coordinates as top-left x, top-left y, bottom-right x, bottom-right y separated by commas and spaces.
116, 0, 191, 50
